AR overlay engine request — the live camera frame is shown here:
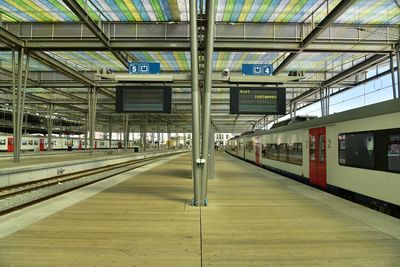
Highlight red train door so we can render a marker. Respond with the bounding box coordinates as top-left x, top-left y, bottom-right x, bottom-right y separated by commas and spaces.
94, 141, 97, 149
39, 139, 45, 151
255, 137, 261, 165
78, 140, 82, 150
309, 127, 327, 188
7, 137, 14, 152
